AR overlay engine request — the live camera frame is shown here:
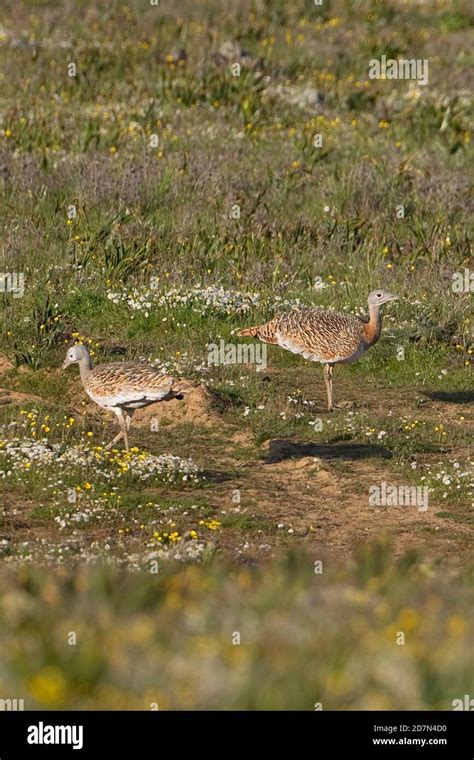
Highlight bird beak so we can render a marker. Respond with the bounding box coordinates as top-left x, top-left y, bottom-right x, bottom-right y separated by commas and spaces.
385, 294, 399, 303
62, 357, 72, 370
